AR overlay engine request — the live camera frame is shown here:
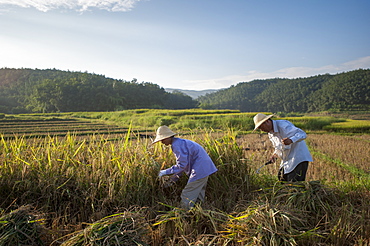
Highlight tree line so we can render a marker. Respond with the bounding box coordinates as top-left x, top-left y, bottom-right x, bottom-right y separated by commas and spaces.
197, 69, 370, 112
0, 68, 197, 113
0, 68, 369, 114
